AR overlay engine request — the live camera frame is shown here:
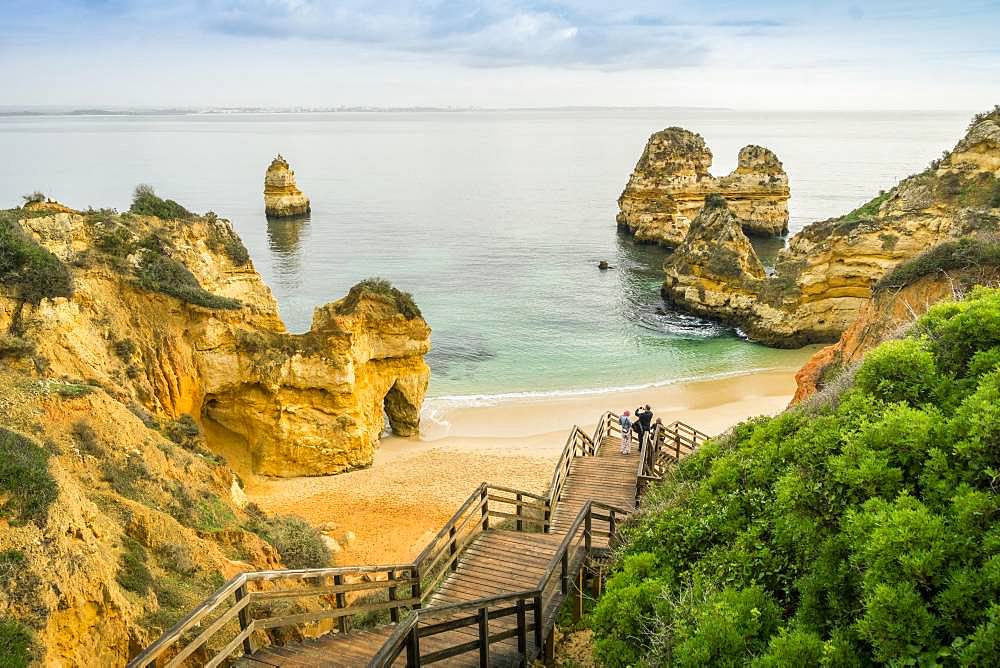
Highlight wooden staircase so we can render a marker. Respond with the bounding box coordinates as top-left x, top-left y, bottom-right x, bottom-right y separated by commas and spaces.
128, 413, 708, 668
